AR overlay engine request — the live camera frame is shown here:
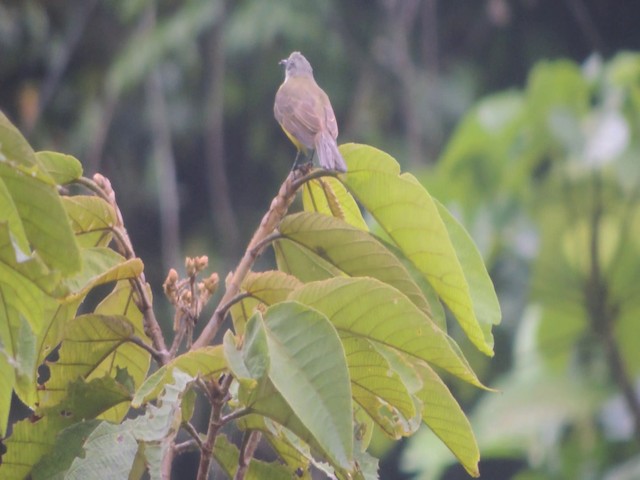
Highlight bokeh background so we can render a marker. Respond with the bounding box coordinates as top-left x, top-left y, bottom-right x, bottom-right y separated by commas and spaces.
2, 1, 640, 478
